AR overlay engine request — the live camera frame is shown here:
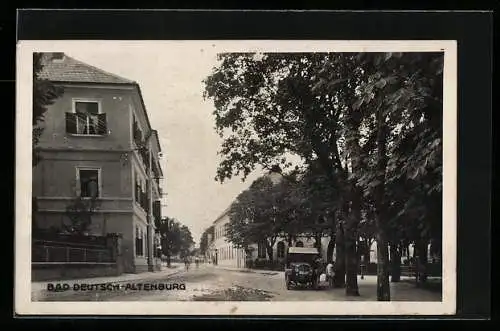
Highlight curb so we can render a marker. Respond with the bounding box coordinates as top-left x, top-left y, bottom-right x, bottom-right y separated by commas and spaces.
217, 267, 283, 275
